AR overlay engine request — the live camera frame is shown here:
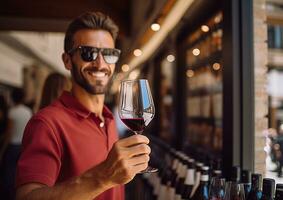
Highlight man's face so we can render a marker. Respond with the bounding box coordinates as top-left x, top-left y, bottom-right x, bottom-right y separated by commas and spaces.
68, 29, 116, 95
